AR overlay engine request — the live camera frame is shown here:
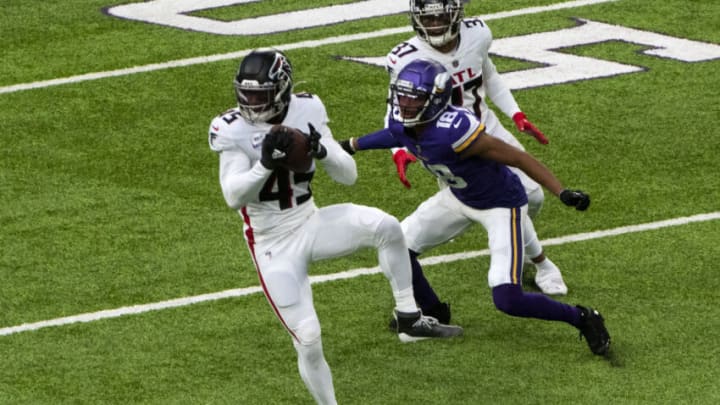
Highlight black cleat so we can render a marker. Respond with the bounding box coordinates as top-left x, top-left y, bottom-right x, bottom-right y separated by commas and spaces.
388, 317, 397, 332
426, 301, 452, 324
576, 305, 611, 355
394, 310, 463, 343
388, 302, 452, 331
